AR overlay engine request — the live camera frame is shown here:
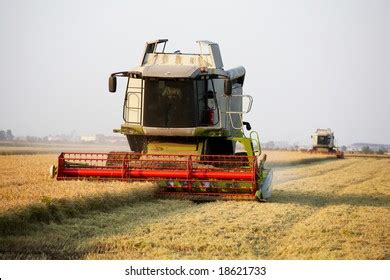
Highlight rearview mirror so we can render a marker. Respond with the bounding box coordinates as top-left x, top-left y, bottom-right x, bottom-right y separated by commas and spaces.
243, 121, 252, 131
224, 79, 232, 95
109, 76, 117, 93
